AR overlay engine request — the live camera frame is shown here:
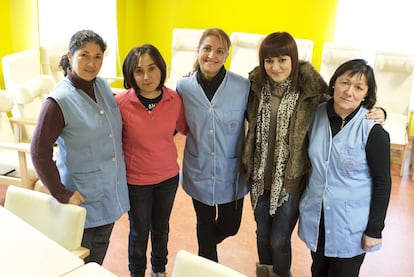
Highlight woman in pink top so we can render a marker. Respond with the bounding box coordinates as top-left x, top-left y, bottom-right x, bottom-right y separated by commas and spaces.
115, 44, 187, 277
